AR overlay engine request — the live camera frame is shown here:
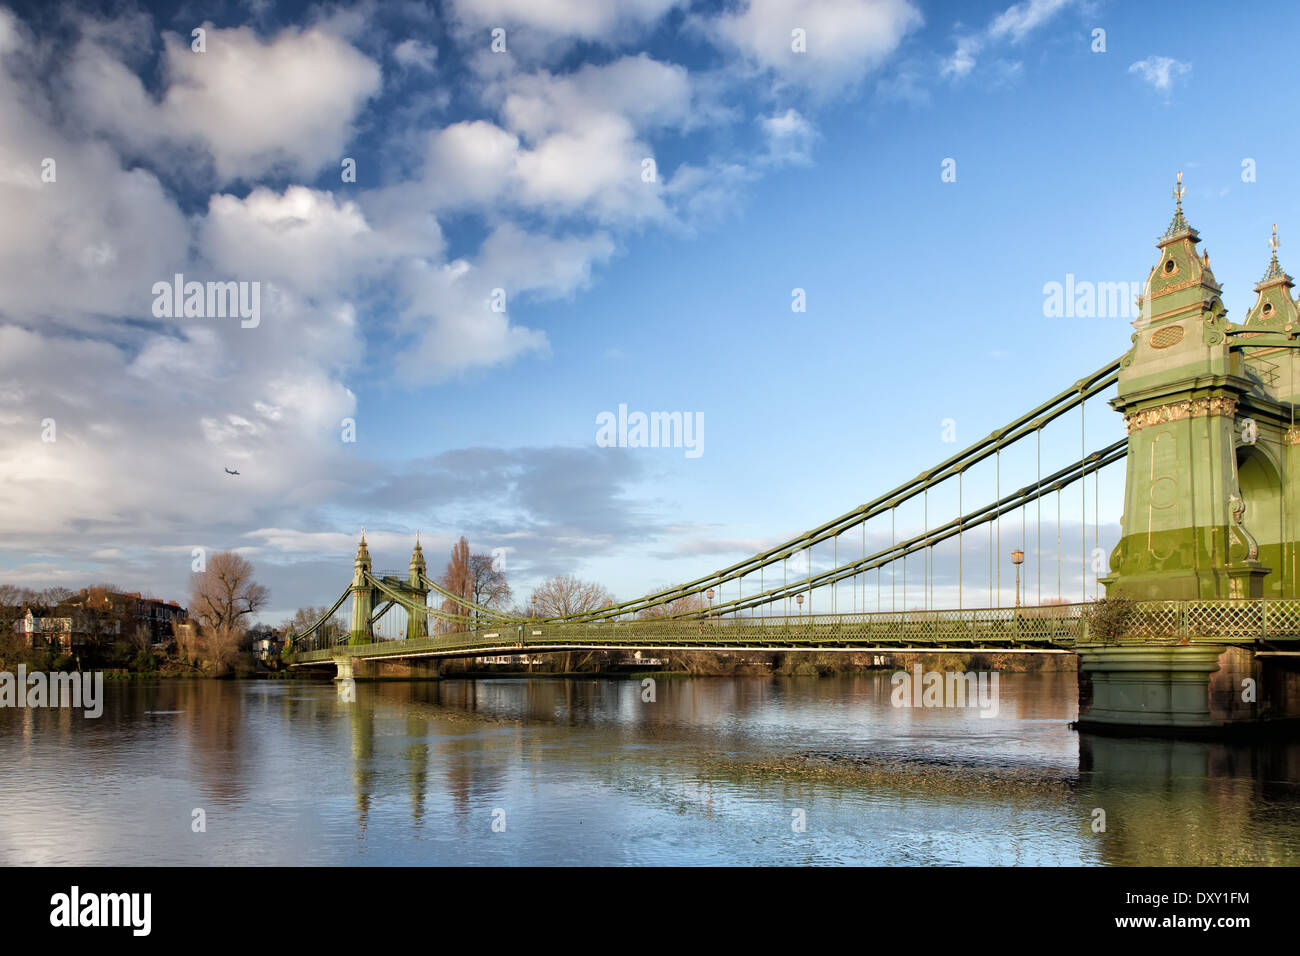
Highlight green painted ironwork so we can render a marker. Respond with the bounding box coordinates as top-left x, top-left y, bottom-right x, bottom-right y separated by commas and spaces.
285, 597, 1300, 665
